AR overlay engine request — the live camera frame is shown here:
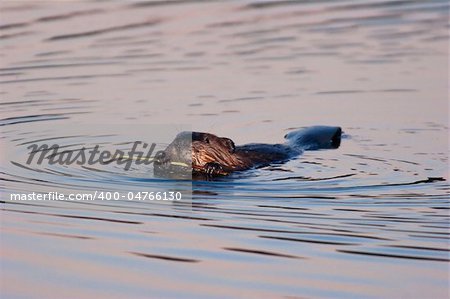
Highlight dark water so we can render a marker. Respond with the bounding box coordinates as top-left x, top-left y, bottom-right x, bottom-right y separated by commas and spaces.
1, 1, 449, 298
